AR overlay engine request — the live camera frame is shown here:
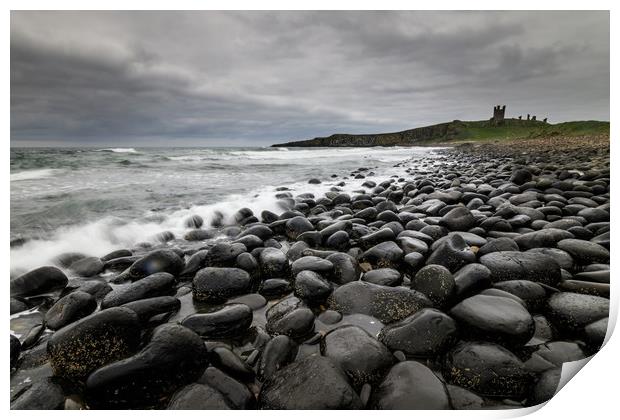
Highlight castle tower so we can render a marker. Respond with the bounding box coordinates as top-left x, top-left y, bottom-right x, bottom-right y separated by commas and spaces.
491, 105, 506, 125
